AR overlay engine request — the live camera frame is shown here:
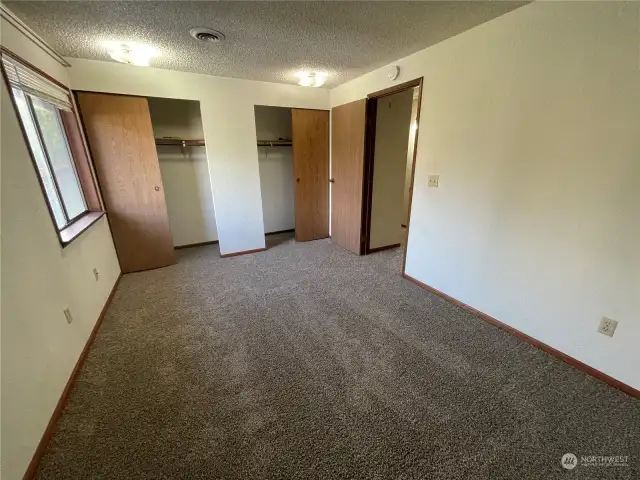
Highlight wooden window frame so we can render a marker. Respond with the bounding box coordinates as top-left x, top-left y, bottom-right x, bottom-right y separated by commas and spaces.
1, 47, 104, 247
